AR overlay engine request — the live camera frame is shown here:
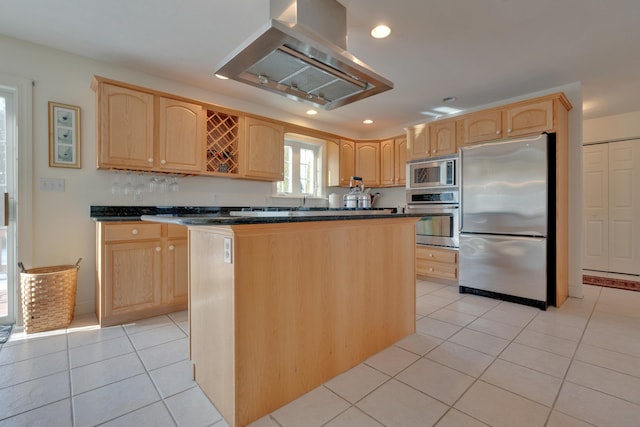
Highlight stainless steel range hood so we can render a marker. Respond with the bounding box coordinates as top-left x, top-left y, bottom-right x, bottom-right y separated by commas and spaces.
215, 0, 393, 110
